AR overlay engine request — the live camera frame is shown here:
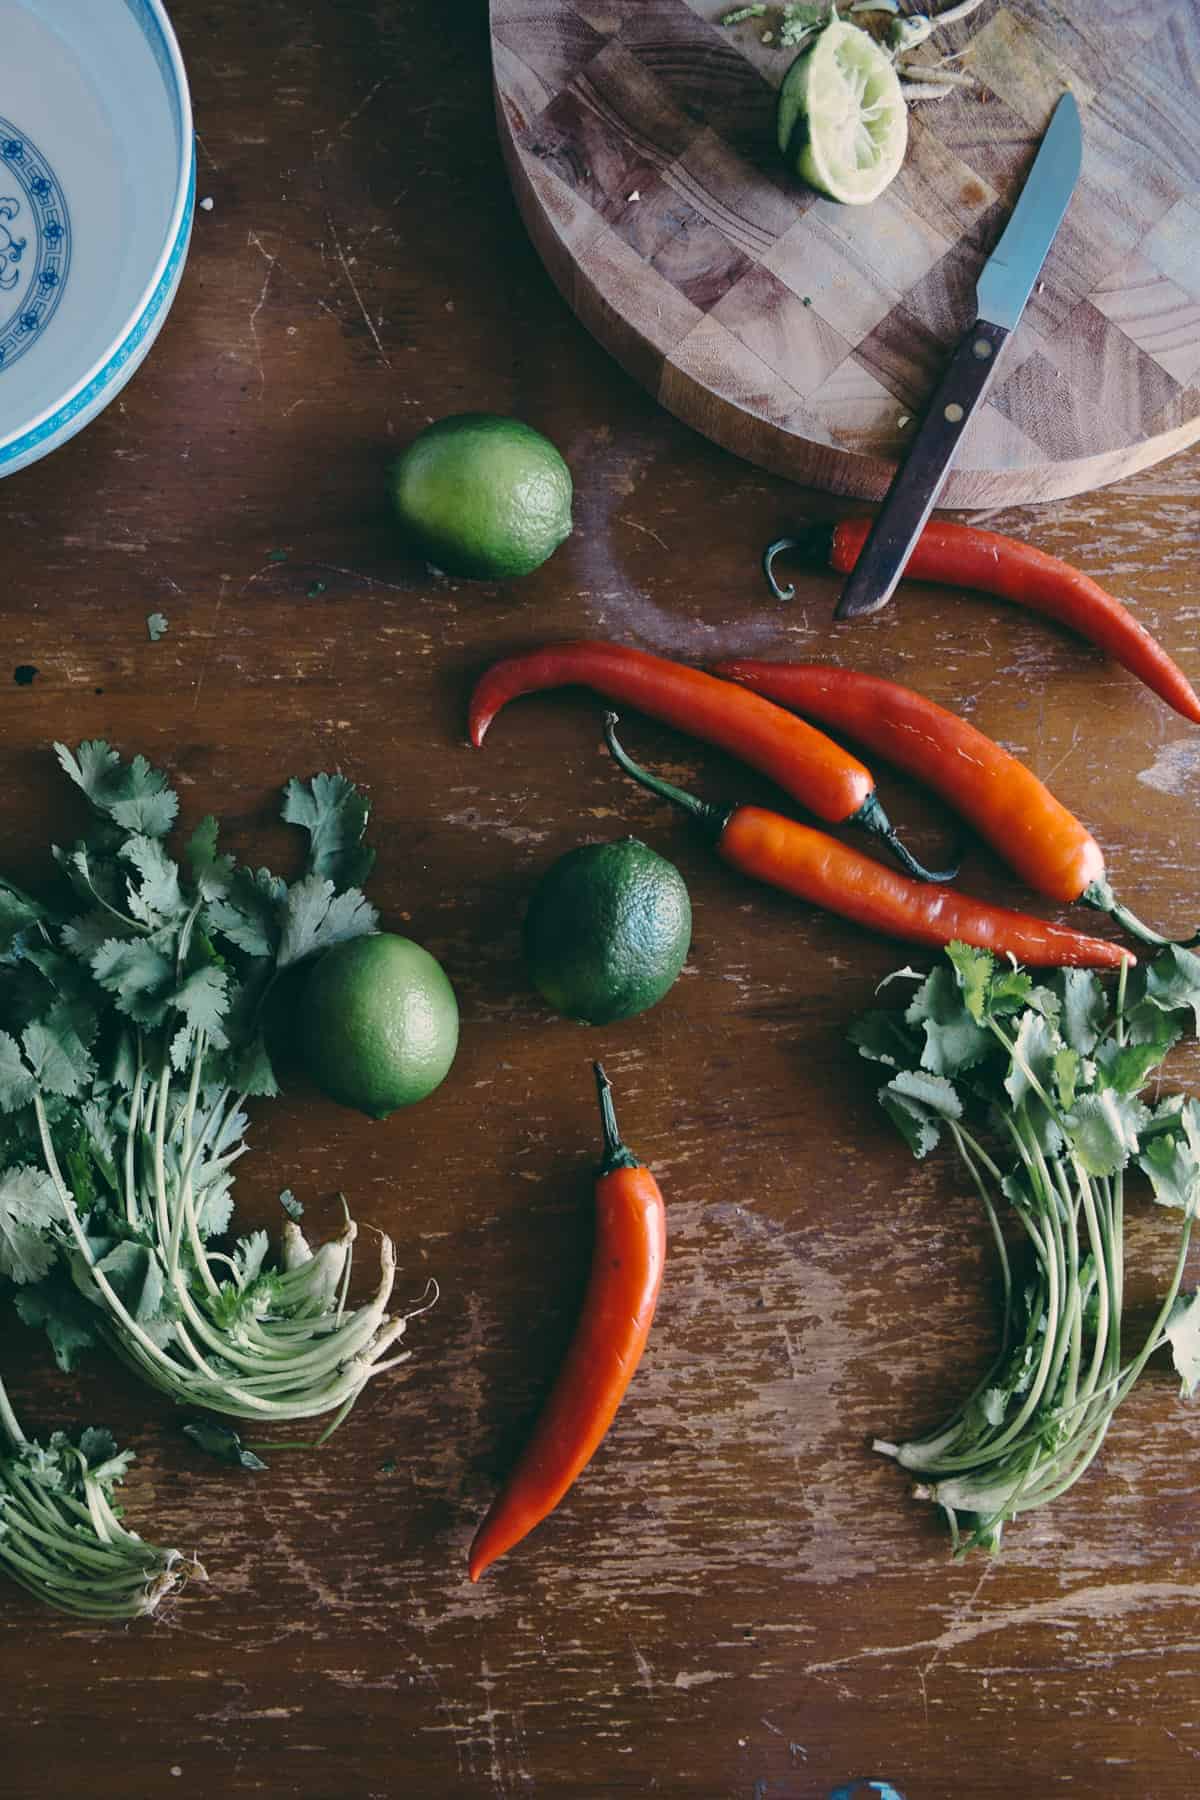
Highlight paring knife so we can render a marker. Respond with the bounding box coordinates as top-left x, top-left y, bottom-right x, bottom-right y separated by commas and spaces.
835, 90, 1083, 620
